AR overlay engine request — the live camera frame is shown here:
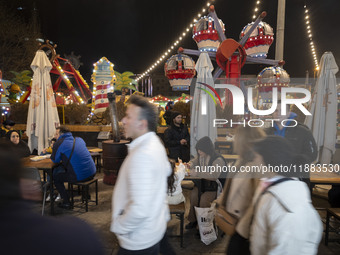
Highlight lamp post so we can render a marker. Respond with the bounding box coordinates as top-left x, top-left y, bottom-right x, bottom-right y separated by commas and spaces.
275, 0, 286, 61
